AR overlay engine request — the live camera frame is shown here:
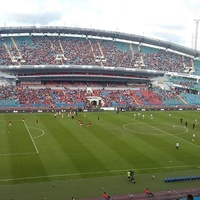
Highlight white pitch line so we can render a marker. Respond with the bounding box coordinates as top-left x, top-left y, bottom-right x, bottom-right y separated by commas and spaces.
172, 190, 182, 197
24, 122, 39, 153
123, 123, 188, 136
0, 152, 37, 157
28, 127, 45, 139
0, 164, 198, 182
121, 114, 200, 149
